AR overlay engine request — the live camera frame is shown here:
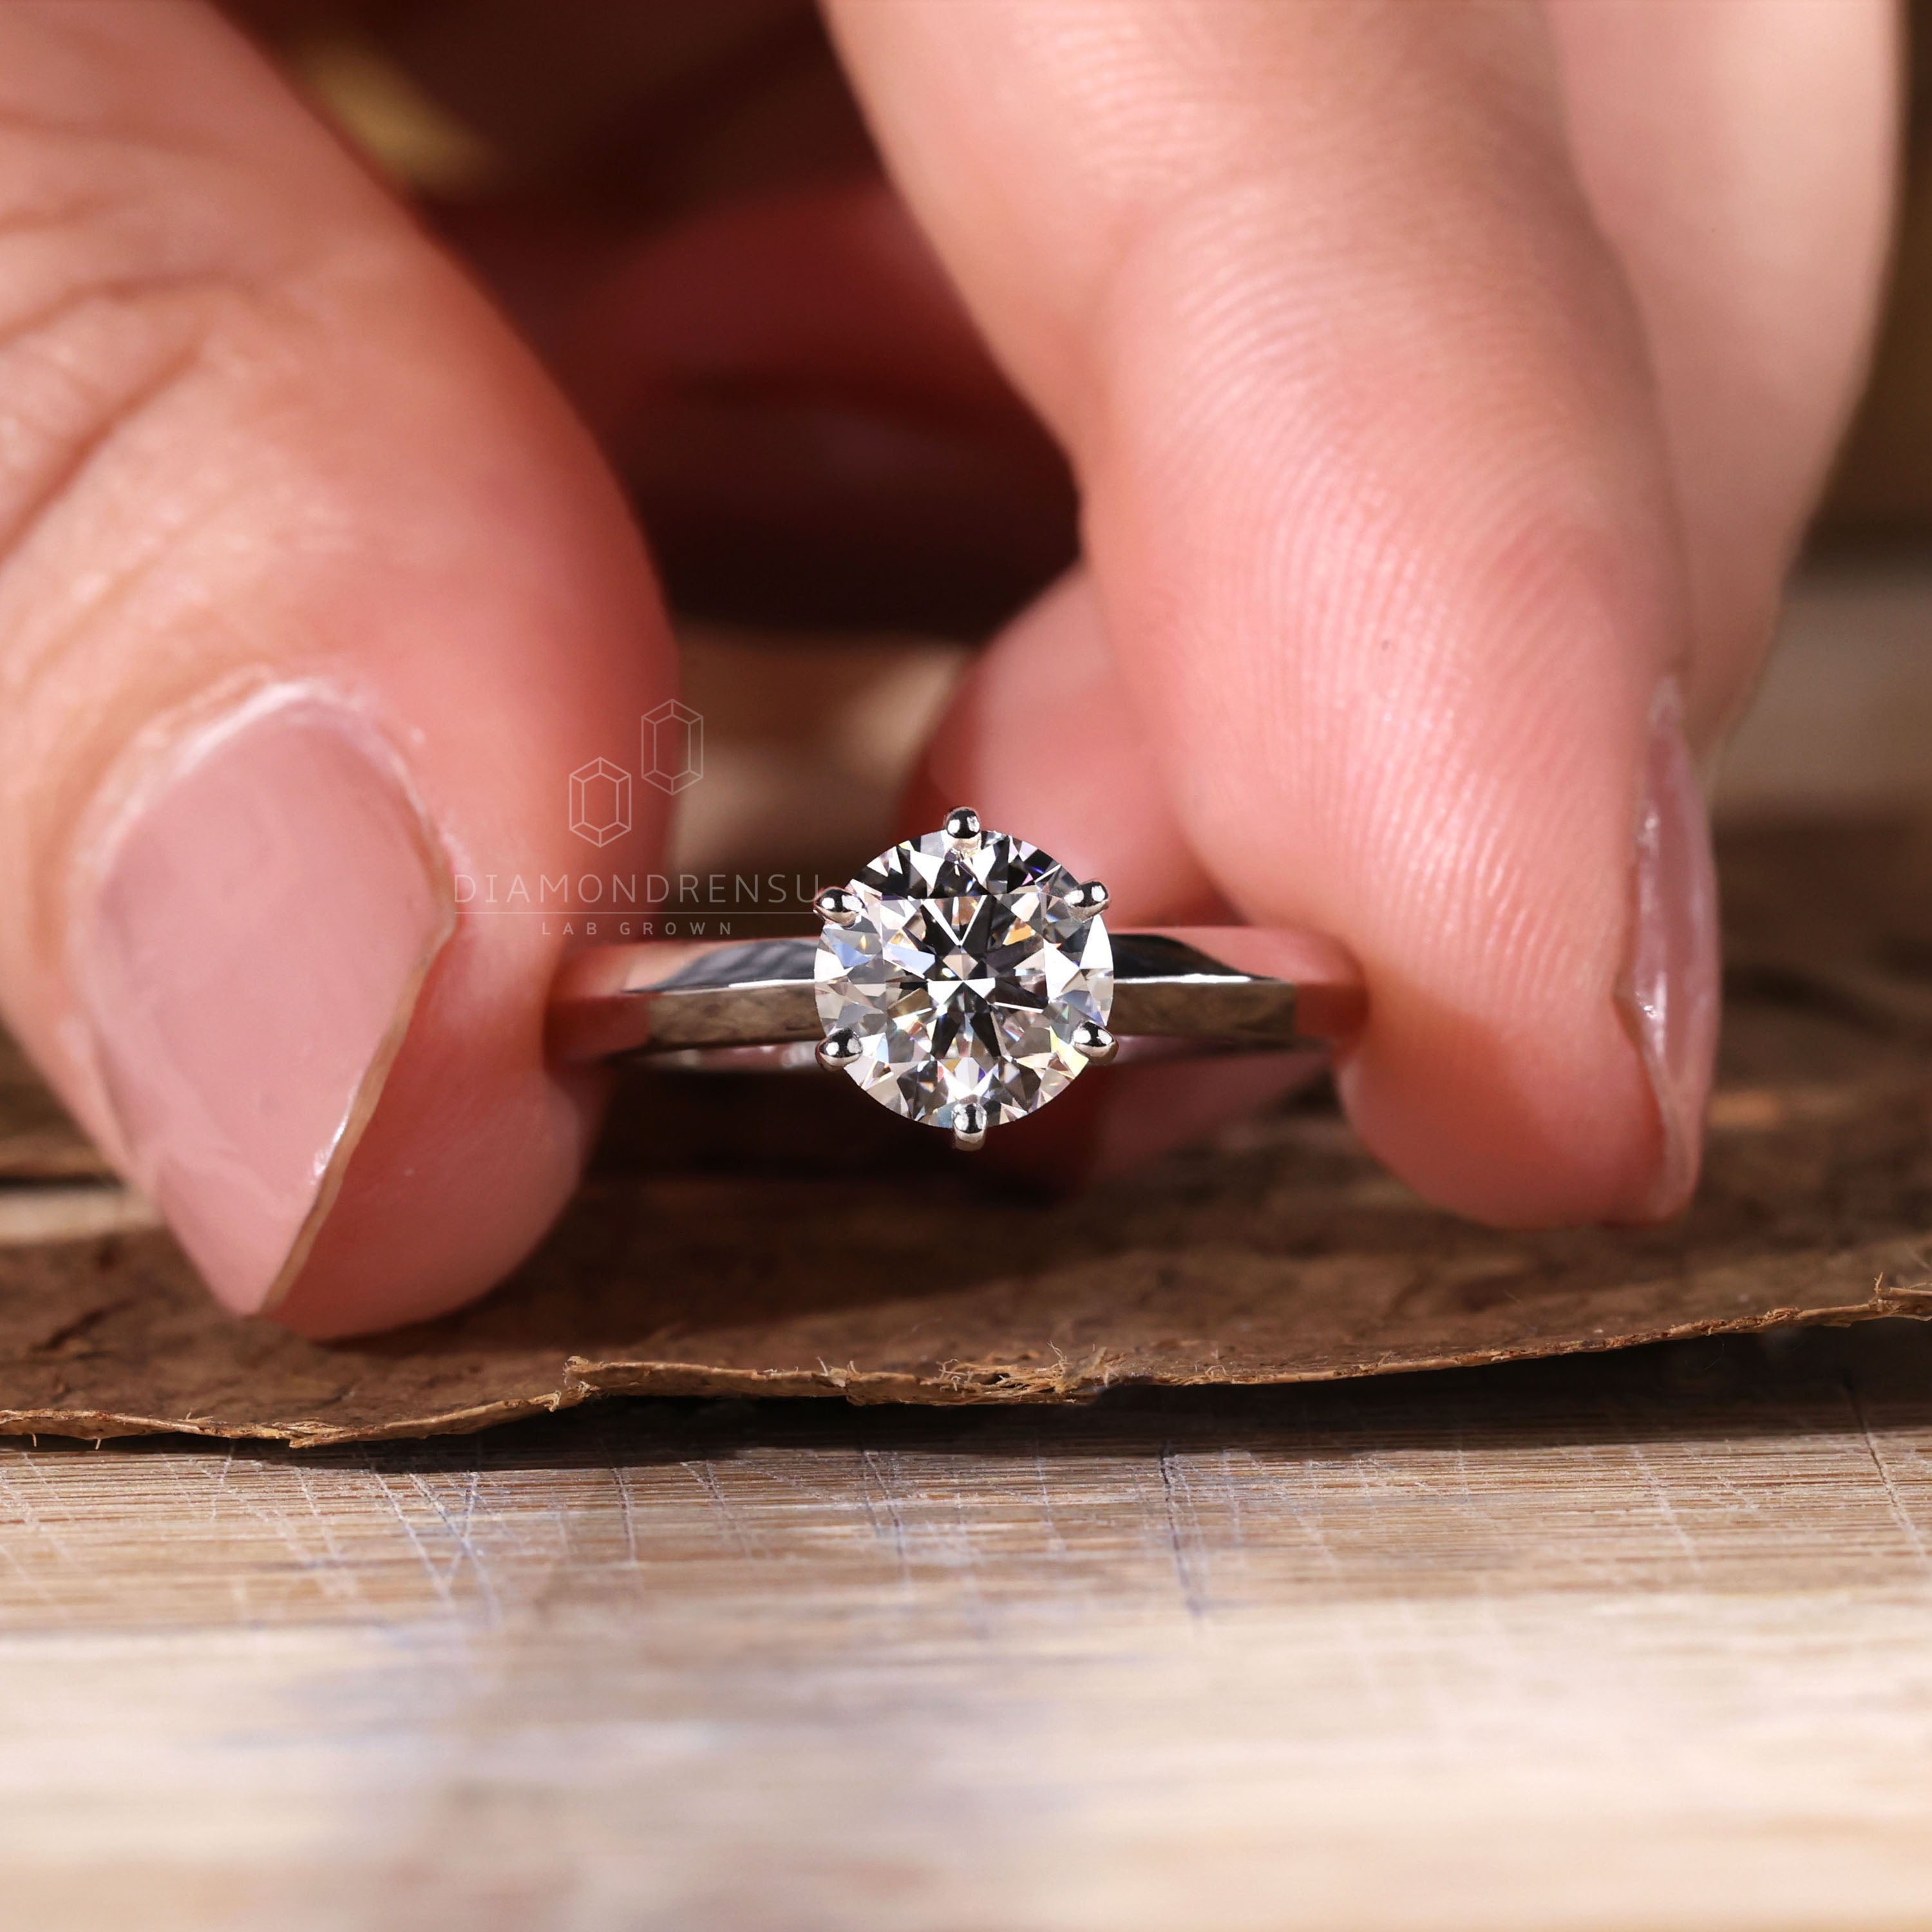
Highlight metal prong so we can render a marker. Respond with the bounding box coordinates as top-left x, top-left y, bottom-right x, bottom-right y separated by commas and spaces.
816, 1028, 862, 1072
1068, 879, 1110, 915
814, 886, 860, 926
944, 806, 981, 846
951, 1100, 988, 1151
1072, 1021, 1117, 1066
